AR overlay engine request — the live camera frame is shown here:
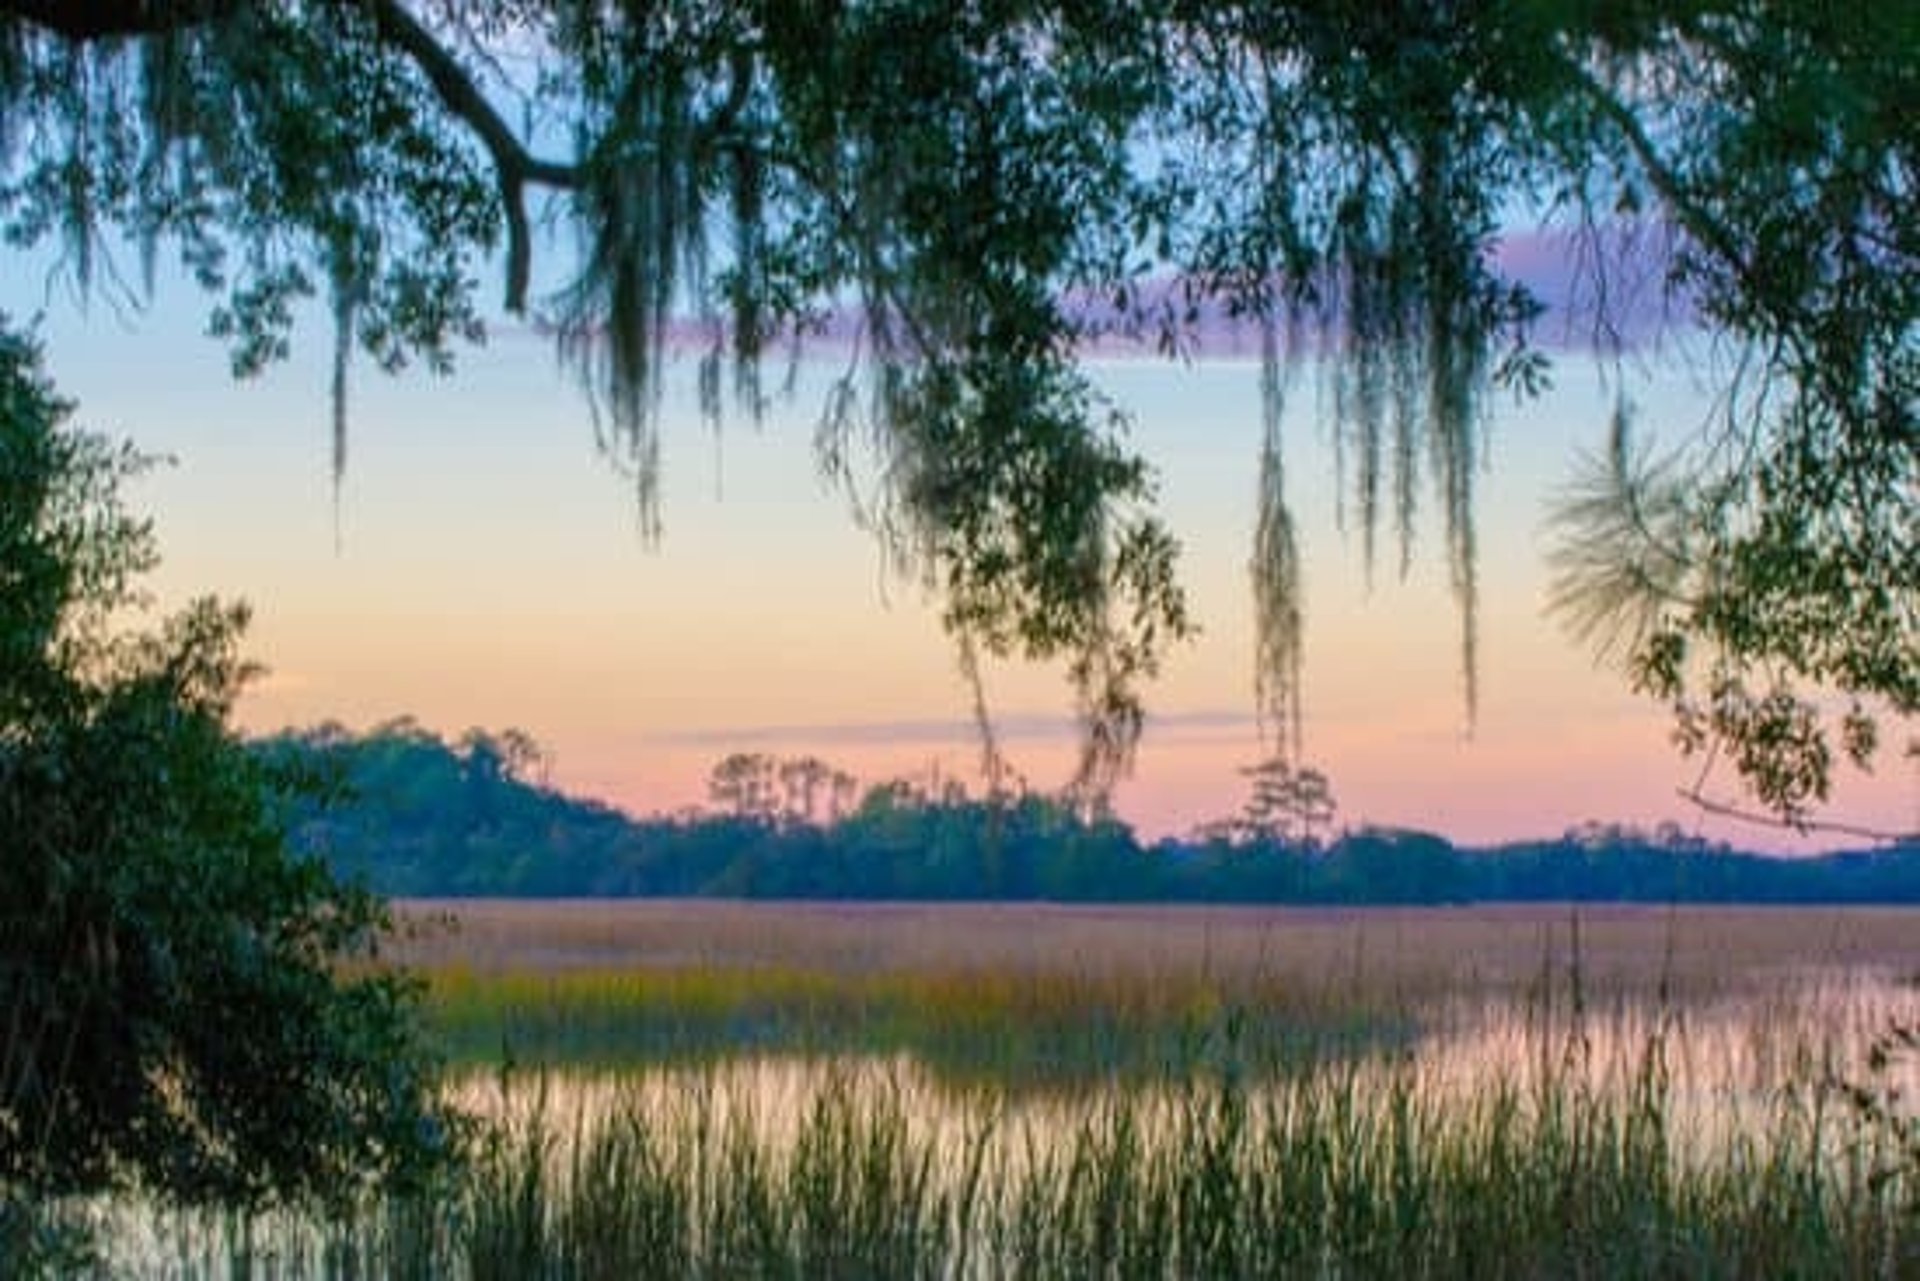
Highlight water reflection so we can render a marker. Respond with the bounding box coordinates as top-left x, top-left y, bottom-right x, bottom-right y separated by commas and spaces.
461, 967, 1918, 1169
86, 968, 1920, 1277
